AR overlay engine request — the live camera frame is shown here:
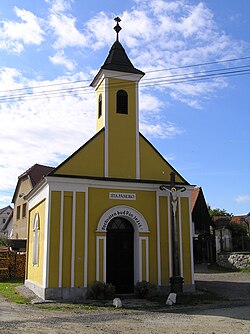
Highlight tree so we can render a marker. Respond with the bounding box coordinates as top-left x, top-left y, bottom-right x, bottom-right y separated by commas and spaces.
207, 205, 232, 217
